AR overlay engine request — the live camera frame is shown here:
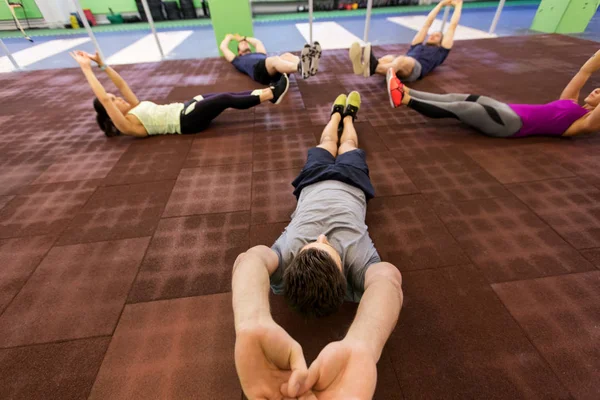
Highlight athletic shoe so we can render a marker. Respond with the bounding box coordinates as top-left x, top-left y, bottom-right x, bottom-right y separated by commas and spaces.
331, 93, 347, 117
344, 91, 361, 121
270, 73, 290, 104
349, 42, 363, 75
310, 41, 322, 76
386, 67, 403, 108
301, 44, 311, 79
363, 43, 372, 78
